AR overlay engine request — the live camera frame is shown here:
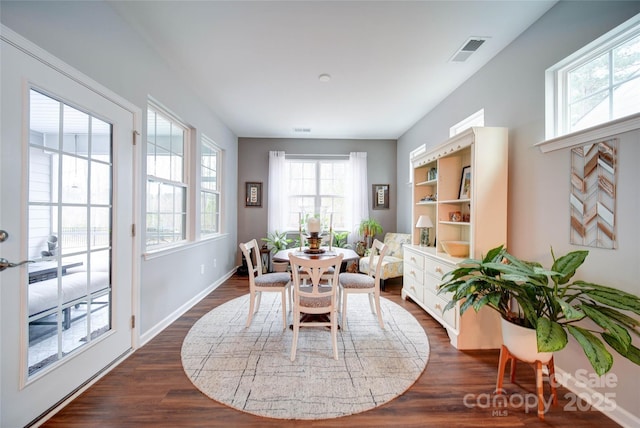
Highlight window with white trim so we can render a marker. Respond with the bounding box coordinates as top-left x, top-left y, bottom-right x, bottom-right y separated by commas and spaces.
285, 157, 347, 230
547, 14, 640, 138
145, 104, 188, 249
200, 135, 221, 237
408, 144, 426, 184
